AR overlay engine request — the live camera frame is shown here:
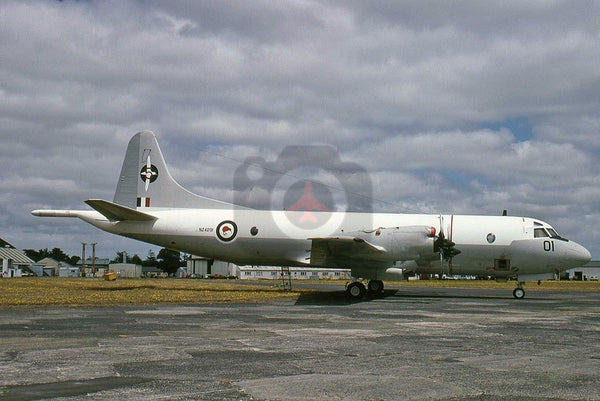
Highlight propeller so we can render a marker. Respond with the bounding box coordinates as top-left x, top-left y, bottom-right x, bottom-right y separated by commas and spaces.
433, 215, 461, 276
434, 231, 461, 260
